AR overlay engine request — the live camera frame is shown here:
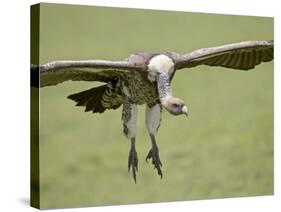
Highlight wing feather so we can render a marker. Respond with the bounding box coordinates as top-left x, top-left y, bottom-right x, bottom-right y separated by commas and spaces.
31, 59, 142, 87
175, 40, 273, 71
